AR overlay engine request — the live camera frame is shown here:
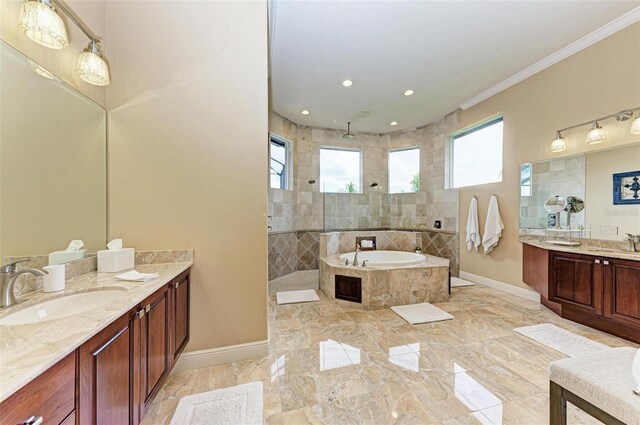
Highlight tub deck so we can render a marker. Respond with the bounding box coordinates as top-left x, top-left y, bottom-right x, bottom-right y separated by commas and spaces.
319, 253, 450, 310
